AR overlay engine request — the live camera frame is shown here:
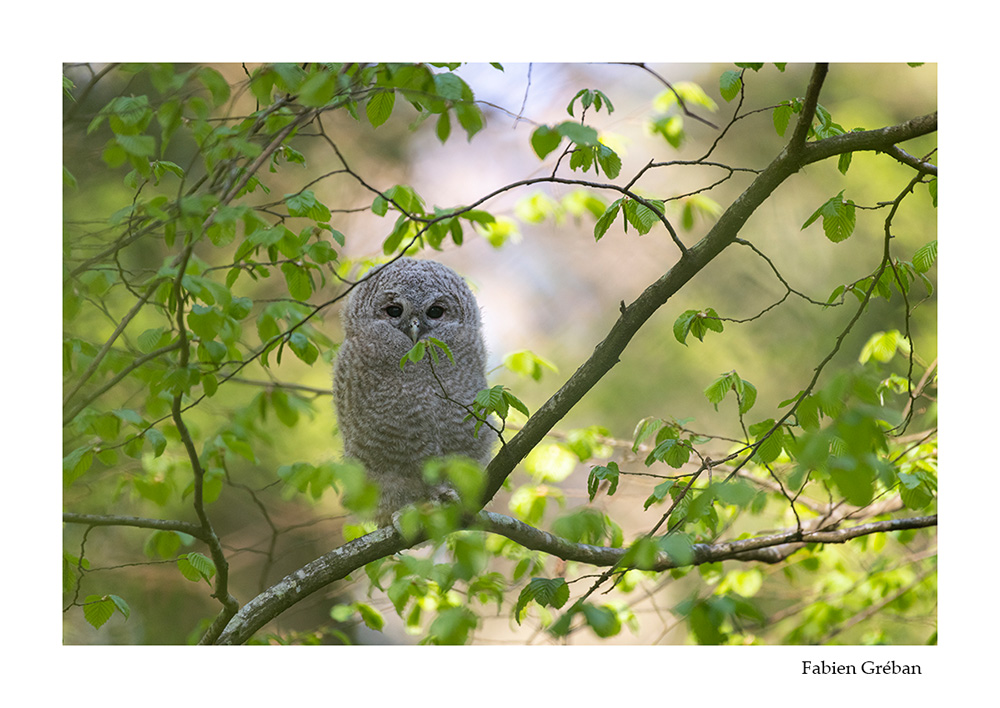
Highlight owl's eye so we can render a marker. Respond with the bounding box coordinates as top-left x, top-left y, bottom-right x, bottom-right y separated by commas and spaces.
384, 304, 403, 318
426, 305, 445, 319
